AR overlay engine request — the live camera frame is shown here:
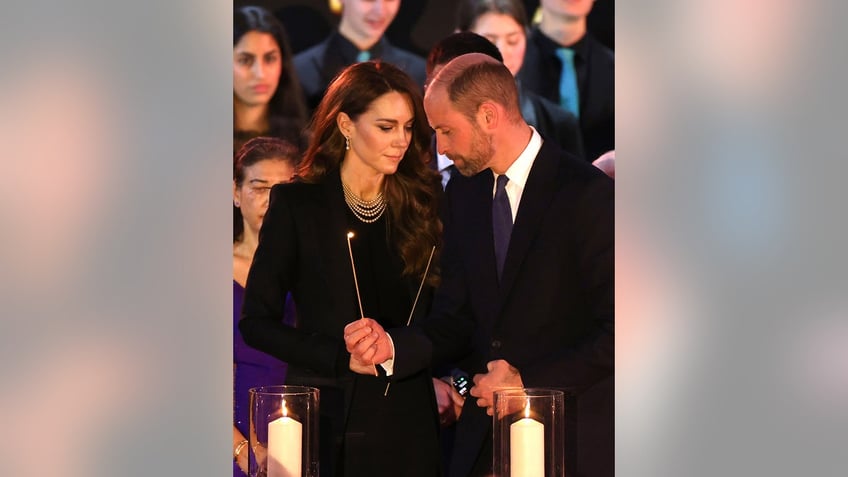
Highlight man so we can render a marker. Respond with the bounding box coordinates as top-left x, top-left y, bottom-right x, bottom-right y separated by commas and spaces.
426, 32, 584, 191
346, 53, 614, 476
294, 0, 426, 112
517, 0, 614, 161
